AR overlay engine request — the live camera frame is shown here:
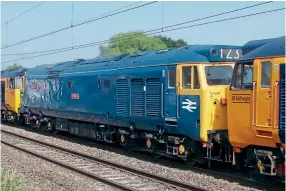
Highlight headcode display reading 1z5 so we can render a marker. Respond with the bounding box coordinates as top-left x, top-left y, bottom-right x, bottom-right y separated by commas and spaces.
220, 49, 242, 59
